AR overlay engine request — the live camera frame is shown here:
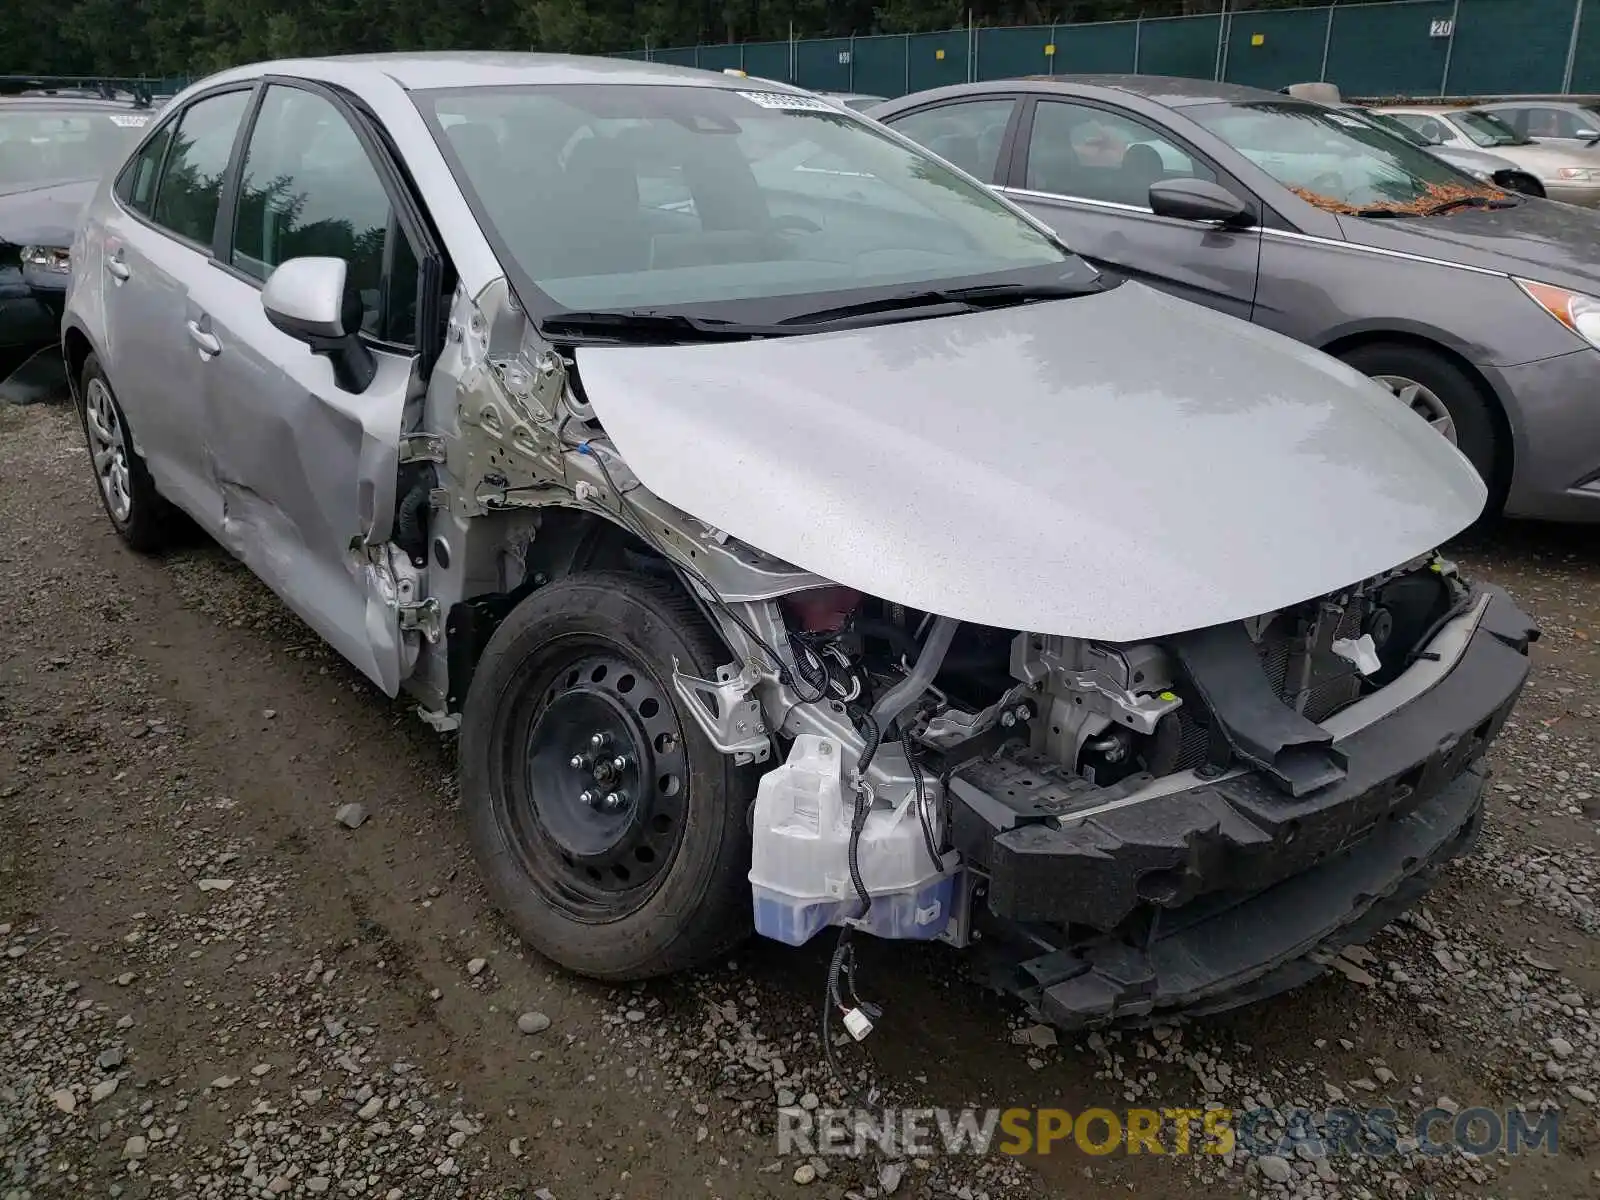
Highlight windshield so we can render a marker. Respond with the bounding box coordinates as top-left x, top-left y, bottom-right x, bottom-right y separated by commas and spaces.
415, 84, 1076, 321
0, 107, 150, 188
1452, 110, 1529, 147
1186, 100, 1503, 214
